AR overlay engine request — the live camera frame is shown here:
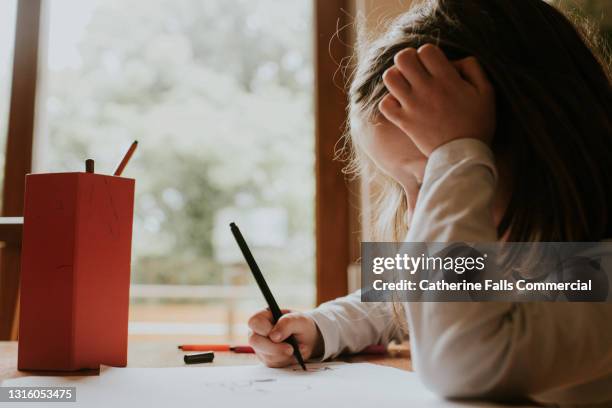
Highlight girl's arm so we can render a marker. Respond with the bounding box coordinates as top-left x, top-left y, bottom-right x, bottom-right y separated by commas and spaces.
404, 138, 612, 403
247, 291, 404, 366
377, 44, 611, 403
303, 290, 404, 360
